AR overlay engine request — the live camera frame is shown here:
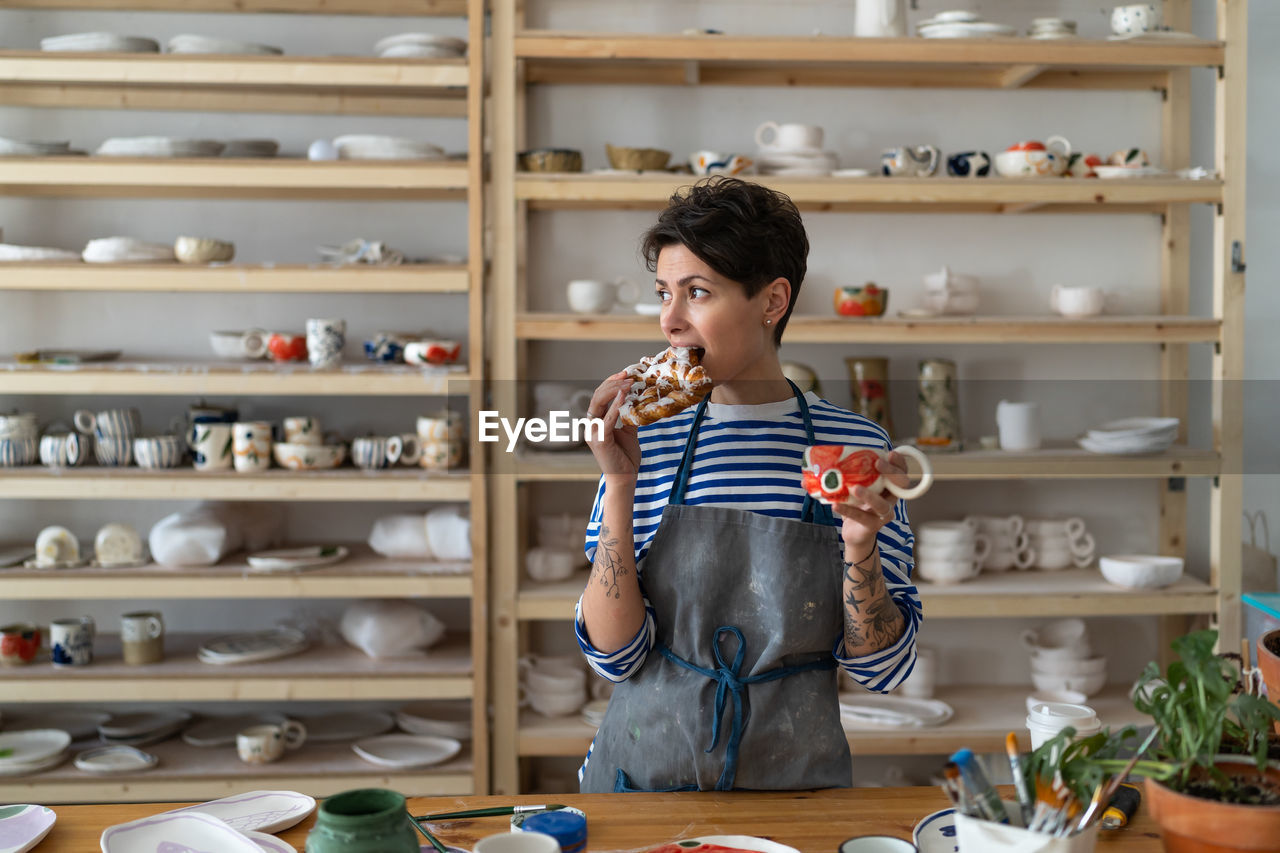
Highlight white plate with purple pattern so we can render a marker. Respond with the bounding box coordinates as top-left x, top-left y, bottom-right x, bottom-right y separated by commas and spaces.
0, 804, 55, 853
912, 807, 958, 853
101, 811, 260, 853
168, 790, 316, 835
245, 830, 297, 853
